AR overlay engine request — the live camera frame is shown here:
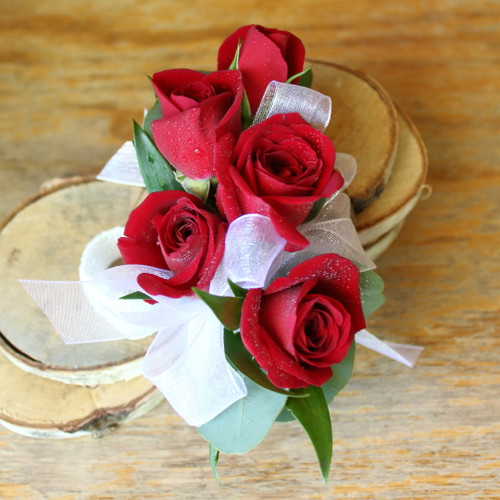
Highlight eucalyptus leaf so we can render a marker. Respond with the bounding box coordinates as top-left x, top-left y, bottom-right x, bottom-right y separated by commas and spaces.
224, 330, 308, 398
198, 377, 287, 454
193, 288, 243, 331
208, 444, 221, 485
286, 386, 332, 483
360, 270, 385, 318
275, 406, 295, 422
321, 341, 356, 404
132, 120, 183, 193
